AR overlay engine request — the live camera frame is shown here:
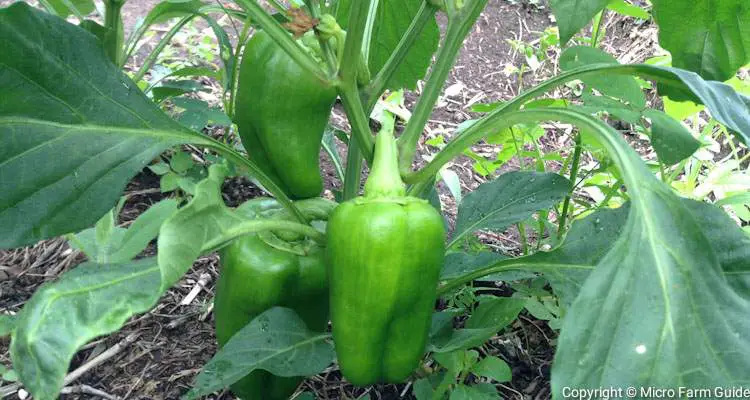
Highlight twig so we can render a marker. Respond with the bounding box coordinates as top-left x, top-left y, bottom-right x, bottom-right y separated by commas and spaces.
180, 273, 212, 305
0, 334, 138, 398
61, 384, 119, 400
63, 333, 140, 386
